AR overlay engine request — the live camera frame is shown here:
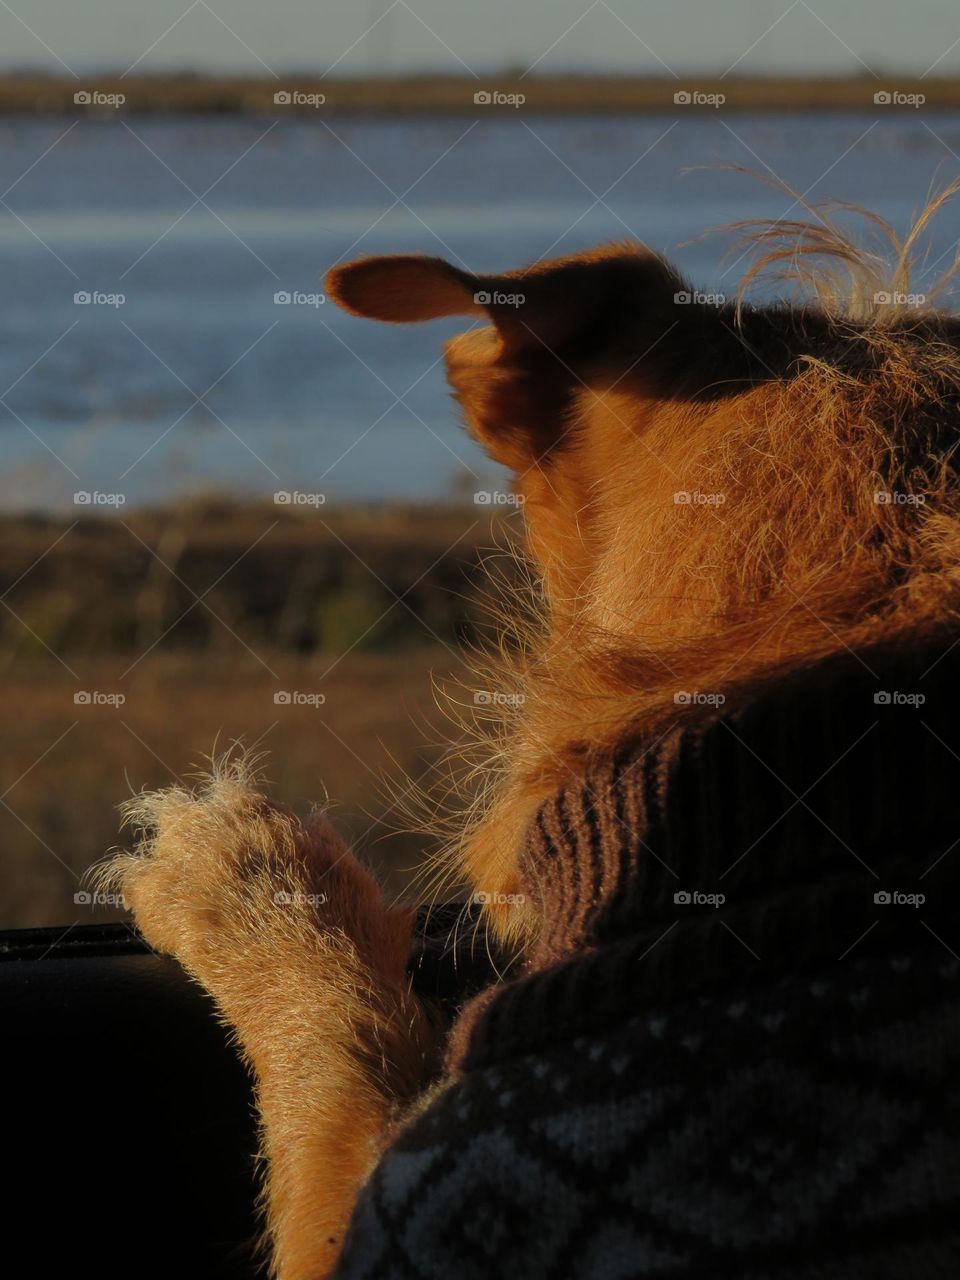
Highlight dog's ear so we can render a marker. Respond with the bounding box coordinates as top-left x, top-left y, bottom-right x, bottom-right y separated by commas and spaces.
326, 255, 485, 325
326, 244, 684, 356
327, 245, 690, 474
